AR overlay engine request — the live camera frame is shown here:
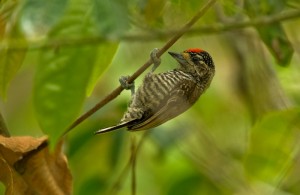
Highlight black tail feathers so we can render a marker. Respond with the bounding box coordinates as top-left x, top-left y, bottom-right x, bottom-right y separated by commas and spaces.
94, 121, 130, 134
